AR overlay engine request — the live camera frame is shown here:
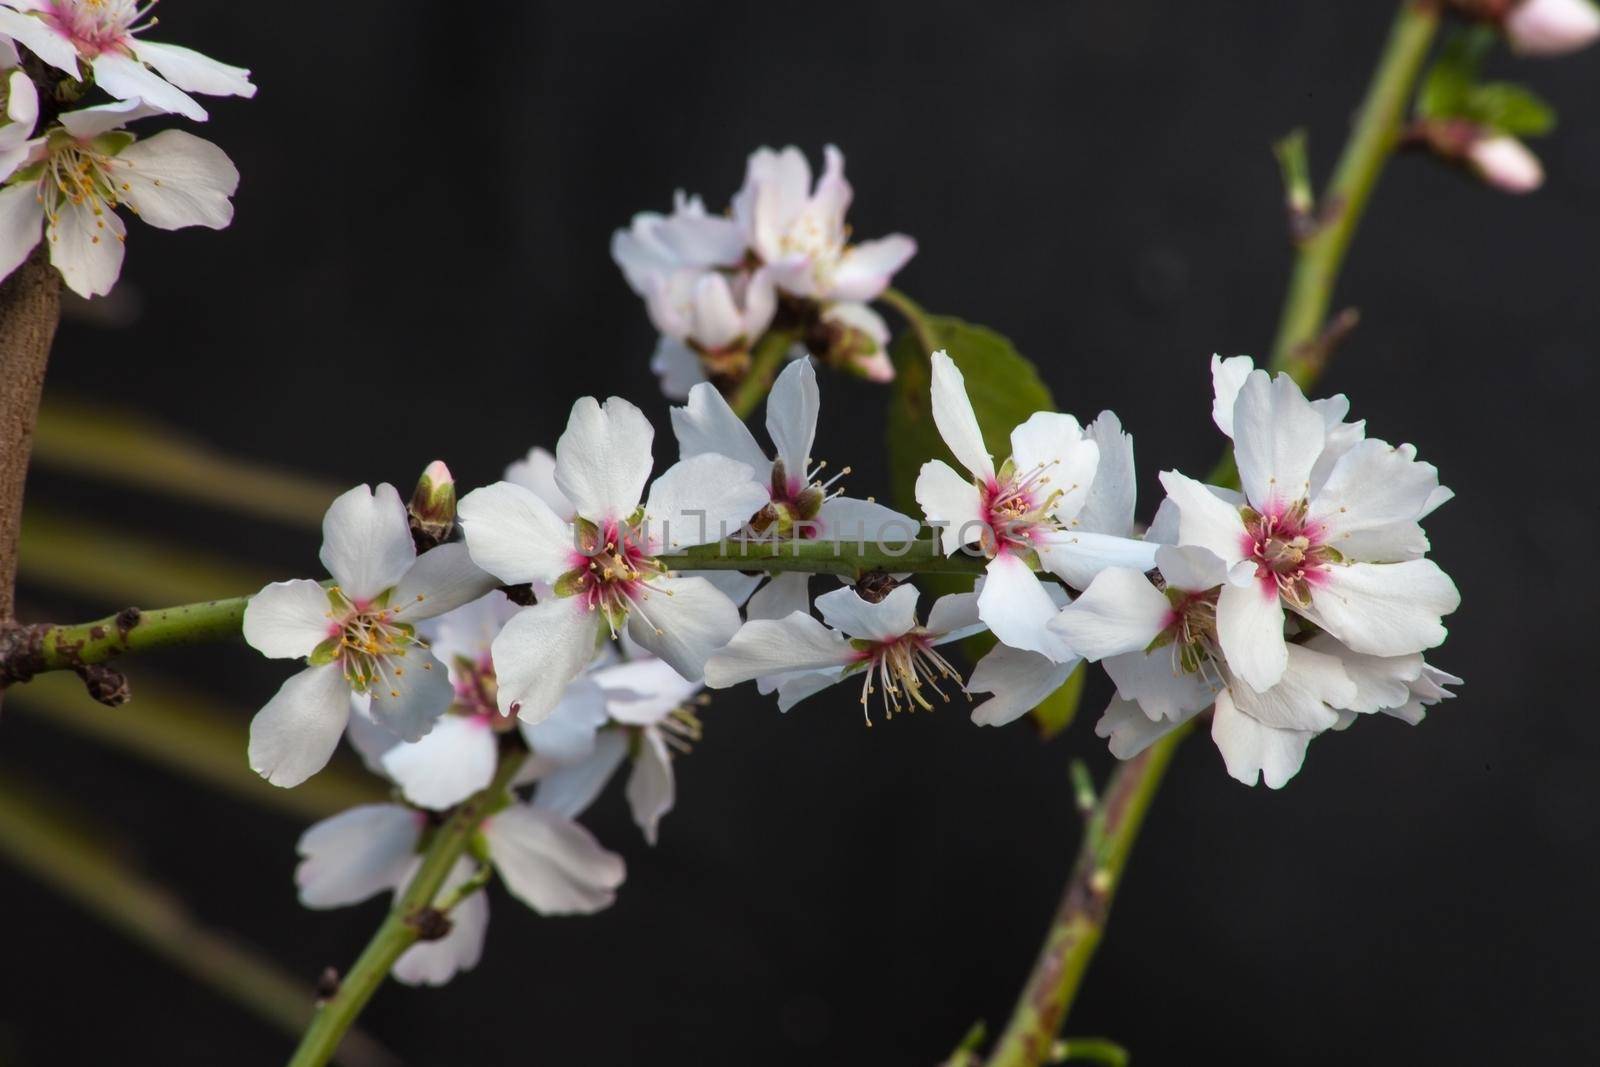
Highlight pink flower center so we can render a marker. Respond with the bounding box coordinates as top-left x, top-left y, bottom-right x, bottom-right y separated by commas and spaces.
1240, 501, 1332, 608
49, 0, 146, 52
979, 462, 1062, 556
561, 517, 666, 632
